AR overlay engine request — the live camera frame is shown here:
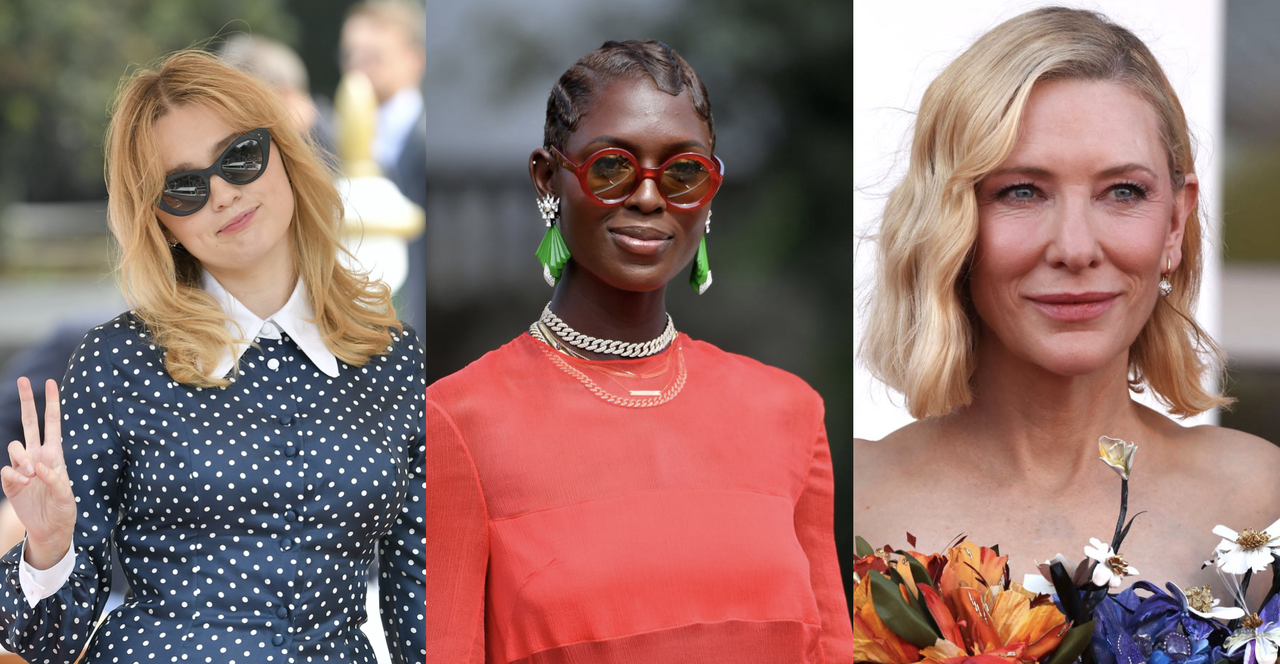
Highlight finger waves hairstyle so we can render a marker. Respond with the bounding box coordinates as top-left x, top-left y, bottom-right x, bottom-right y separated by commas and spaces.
543, 39, 715, 152
861, 7, 1230, 419
105, 49, 401, 388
